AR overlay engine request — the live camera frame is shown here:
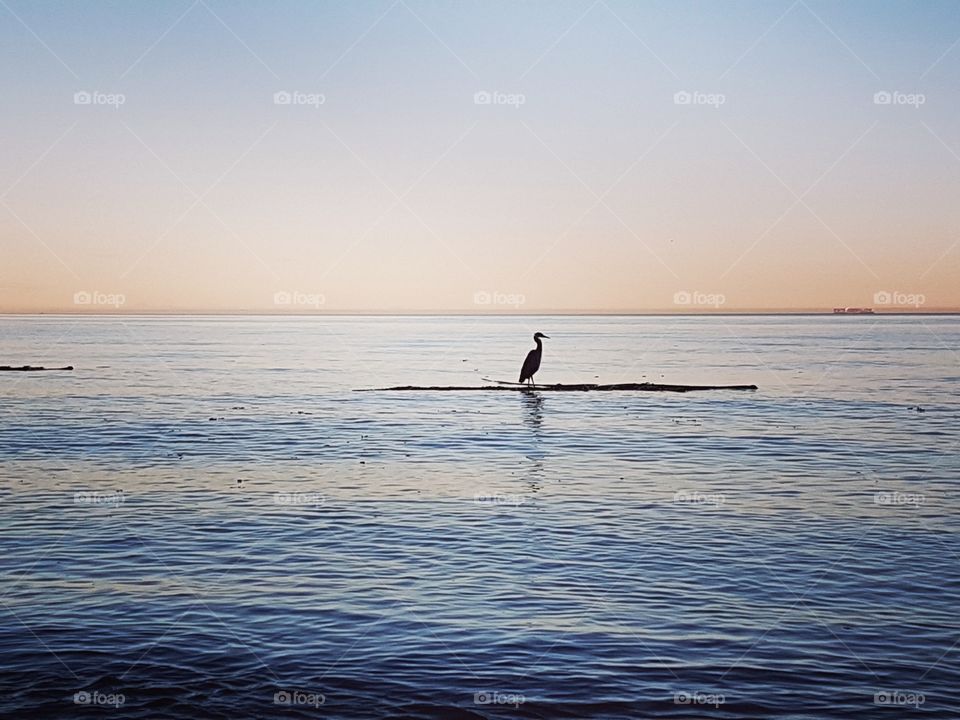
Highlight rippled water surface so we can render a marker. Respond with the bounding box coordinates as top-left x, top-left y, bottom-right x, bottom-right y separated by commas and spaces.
1, 315, 958, 718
